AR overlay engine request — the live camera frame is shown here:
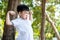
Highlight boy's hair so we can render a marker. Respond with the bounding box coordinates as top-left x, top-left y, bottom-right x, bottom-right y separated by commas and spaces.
17, 4, 29, 12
